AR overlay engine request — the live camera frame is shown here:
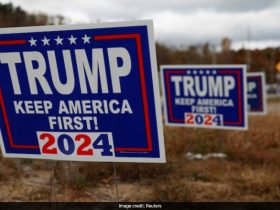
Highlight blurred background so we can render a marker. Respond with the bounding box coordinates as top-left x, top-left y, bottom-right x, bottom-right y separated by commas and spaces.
1, 0, 280, 89
0, 0, 280, 202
